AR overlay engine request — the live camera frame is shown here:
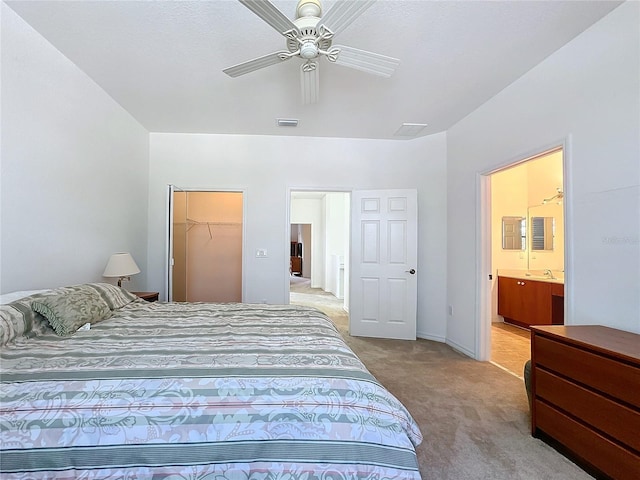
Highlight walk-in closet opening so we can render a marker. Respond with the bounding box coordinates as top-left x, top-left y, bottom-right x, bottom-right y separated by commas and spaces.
168, 188, 244, 303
